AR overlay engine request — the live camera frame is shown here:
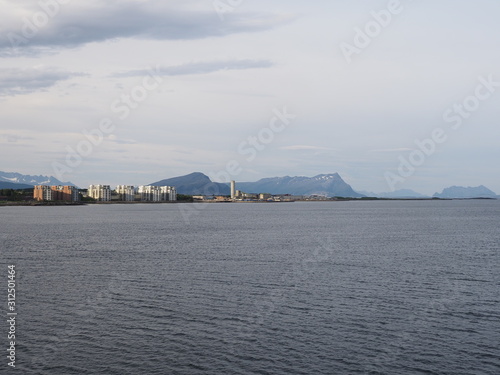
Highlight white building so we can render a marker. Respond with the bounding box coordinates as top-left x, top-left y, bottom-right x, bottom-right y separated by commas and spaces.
230, 180, 236, 199
161, 186, 177, 201
138, 185, 160, 202
88, 185, 111, 201
116, 185, 135, 201
137, 186, 177, 202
